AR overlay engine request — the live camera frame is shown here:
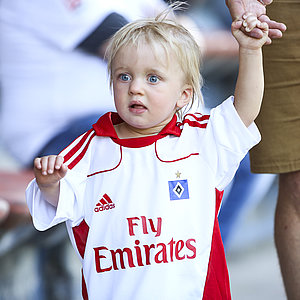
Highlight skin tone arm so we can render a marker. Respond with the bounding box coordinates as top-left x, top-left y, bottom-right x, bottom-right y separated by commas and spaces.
226, 0, 286, 43
33, 155, 68, 207
232, 14, 269, 127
